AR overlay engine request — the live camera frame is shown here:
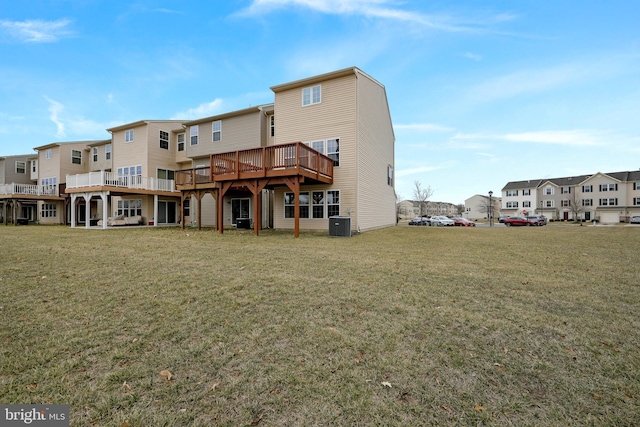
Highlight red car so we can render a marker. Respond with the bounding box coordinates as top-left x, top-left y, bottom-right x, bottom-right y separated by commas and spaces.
503, 216, 536, 226
452, 217, 476, 227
